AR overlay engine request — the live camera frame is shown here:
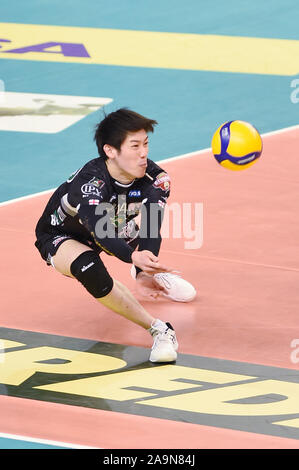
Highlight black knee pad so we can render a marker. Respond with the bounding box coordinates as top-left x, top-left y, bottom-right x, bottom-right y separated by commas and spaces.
70, 251, 113, 298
